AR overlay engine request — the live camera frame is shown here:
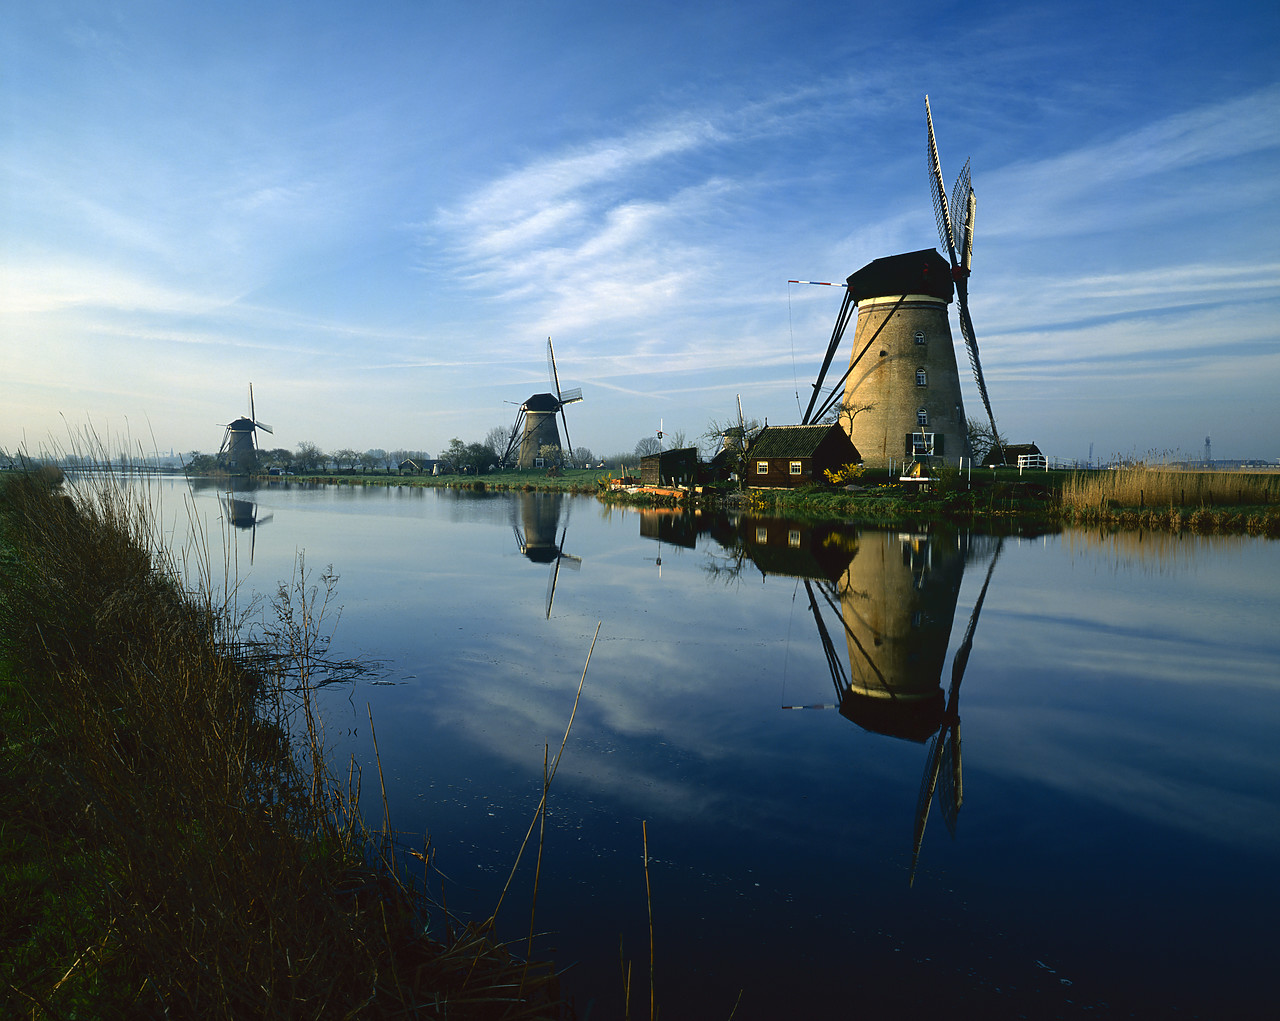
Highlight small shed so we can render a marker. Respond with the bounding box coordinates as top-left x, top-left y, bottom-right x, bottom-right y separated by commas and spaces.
640, 447, 699, 487
980, 442, 1042, 468
745, 425, 860, 489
